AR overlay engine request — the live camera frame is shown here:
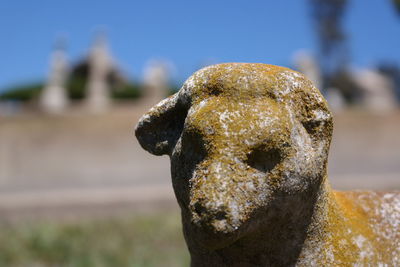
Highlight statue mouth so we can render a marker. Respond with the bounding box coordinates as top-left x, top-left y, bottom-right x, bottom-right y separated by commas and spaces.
187, 217, 242, 250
